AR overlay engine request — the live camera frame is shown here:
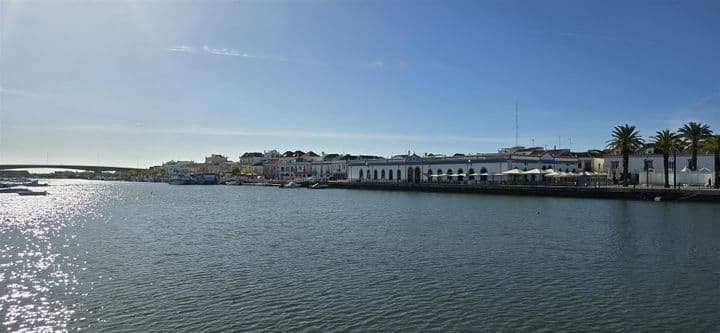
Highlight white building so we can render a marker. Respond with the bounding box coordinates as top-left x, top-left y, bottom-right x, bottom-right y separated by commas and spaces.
603, 150, 715, 186
276, 151, 324, 180
238, 152, 265, 166
310, 154, 351, 180
347, 149, 586, 183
